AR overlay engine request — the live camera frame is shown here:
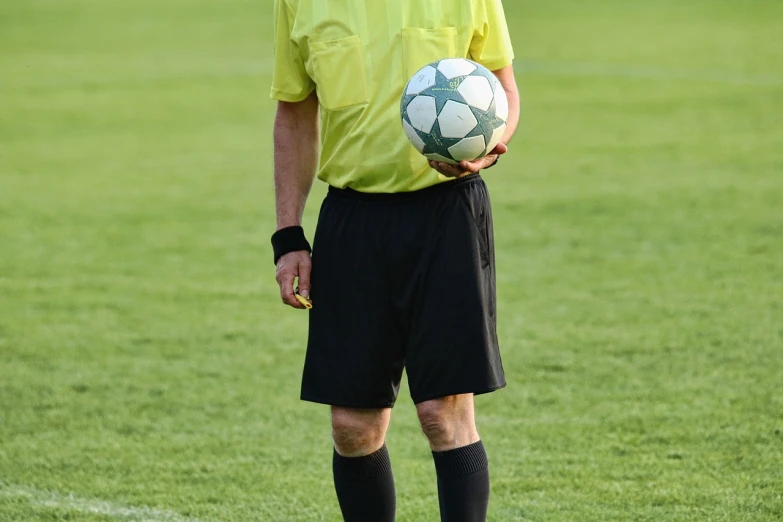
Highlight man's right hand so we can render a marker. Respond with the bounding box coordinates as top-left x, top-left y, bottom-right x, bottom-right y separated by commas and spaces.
275, 250, 312, 309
